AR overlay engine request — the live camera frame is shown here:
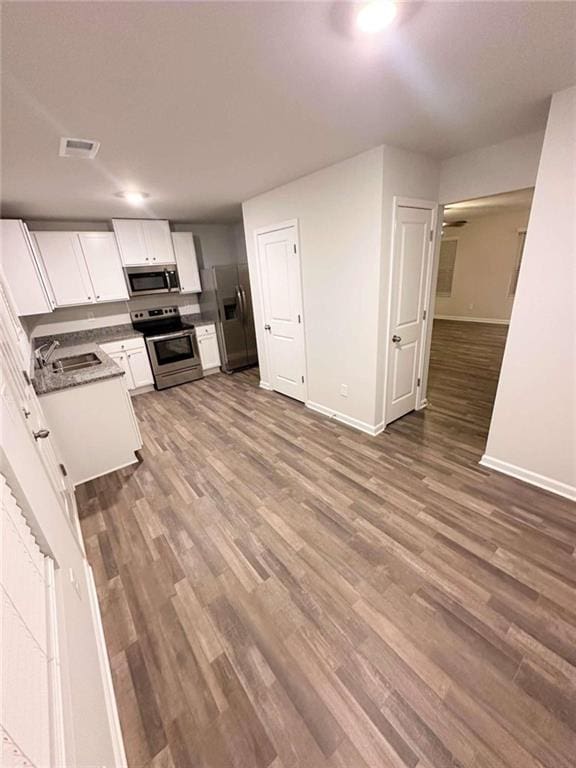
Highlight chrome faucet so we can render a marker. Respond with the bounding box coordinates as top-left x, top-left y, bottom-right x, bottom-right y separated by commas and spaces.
35, 340, 60, 368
